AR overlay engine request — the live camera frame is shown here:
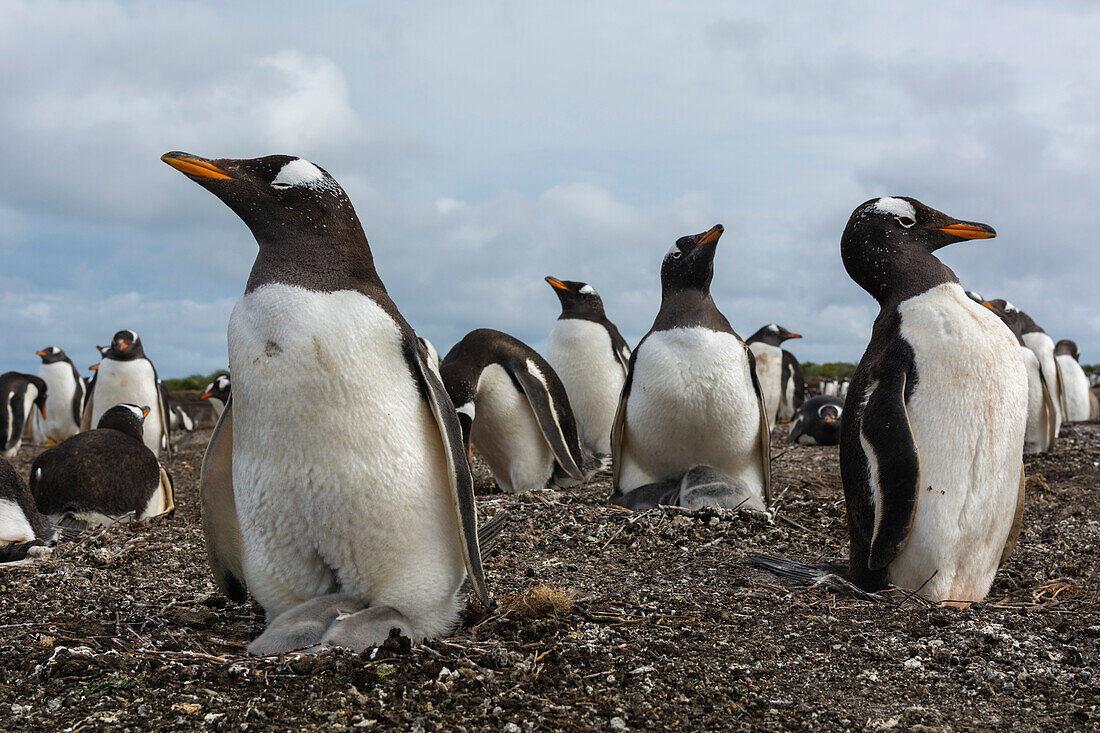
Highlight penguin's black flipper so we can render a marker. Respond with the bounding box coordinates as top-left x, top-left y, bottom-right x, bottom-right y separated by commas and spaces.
200, 397, 247, 602
409, 340, 490, 610
745, 553, 829, 583
610, 341, 643, 492
508, 360, 585, 481
787, 414, 806, 444
476, 511, 509, 561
